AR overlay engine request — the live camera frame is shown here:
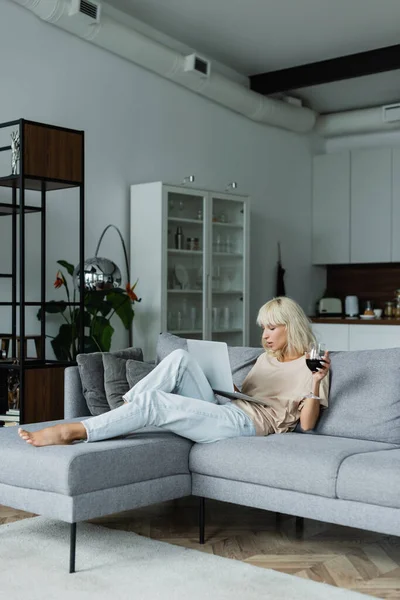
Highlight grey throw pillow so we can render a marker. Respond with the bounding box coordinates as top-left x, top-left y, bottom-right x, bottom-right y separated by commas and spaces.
102, 354, 131, 410
126, 359, 155, 390
155, 332, 263, 387
156, 332, 186, 364
77, 347, 143, 415
103, 356, 155, 409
